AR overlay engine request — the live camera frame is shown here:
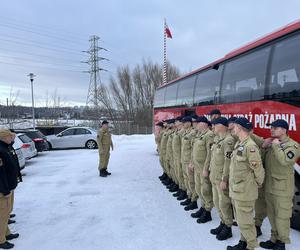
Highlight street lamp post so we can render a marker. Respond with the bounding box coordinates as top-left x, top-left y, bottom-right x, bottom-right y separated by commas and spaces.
28, 73, 36, 129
